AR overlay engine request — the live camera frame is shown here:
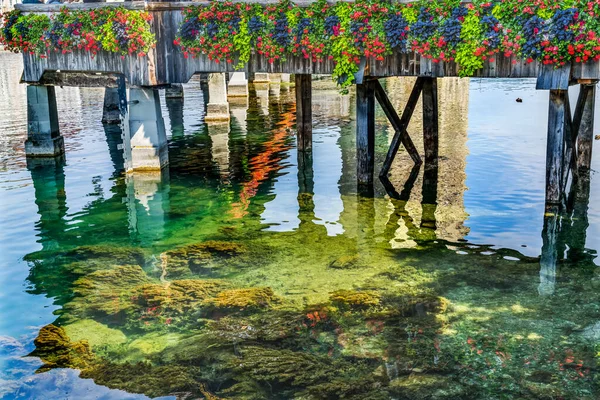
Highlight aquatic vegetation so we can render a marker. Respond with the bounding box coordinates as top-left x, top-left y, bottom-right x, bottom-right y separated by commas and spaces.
204, 287, 279, 312
329, 289, 380, 309
29, 324, 93, 372
63, 319, 127, 351
328, 254, 362, 269
68, 265, 151, 318
80, 362, 200, 399
161, 240, 248, 276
